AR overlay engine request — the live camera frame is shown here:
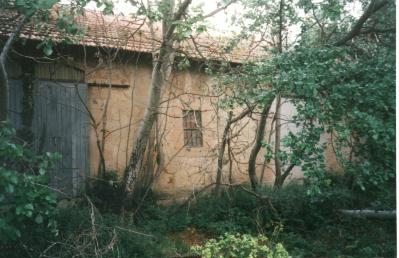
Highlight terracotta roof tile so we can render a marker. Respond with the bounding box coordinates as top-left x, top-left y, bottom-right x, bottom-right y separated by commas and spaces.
0, 8, 266, 63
